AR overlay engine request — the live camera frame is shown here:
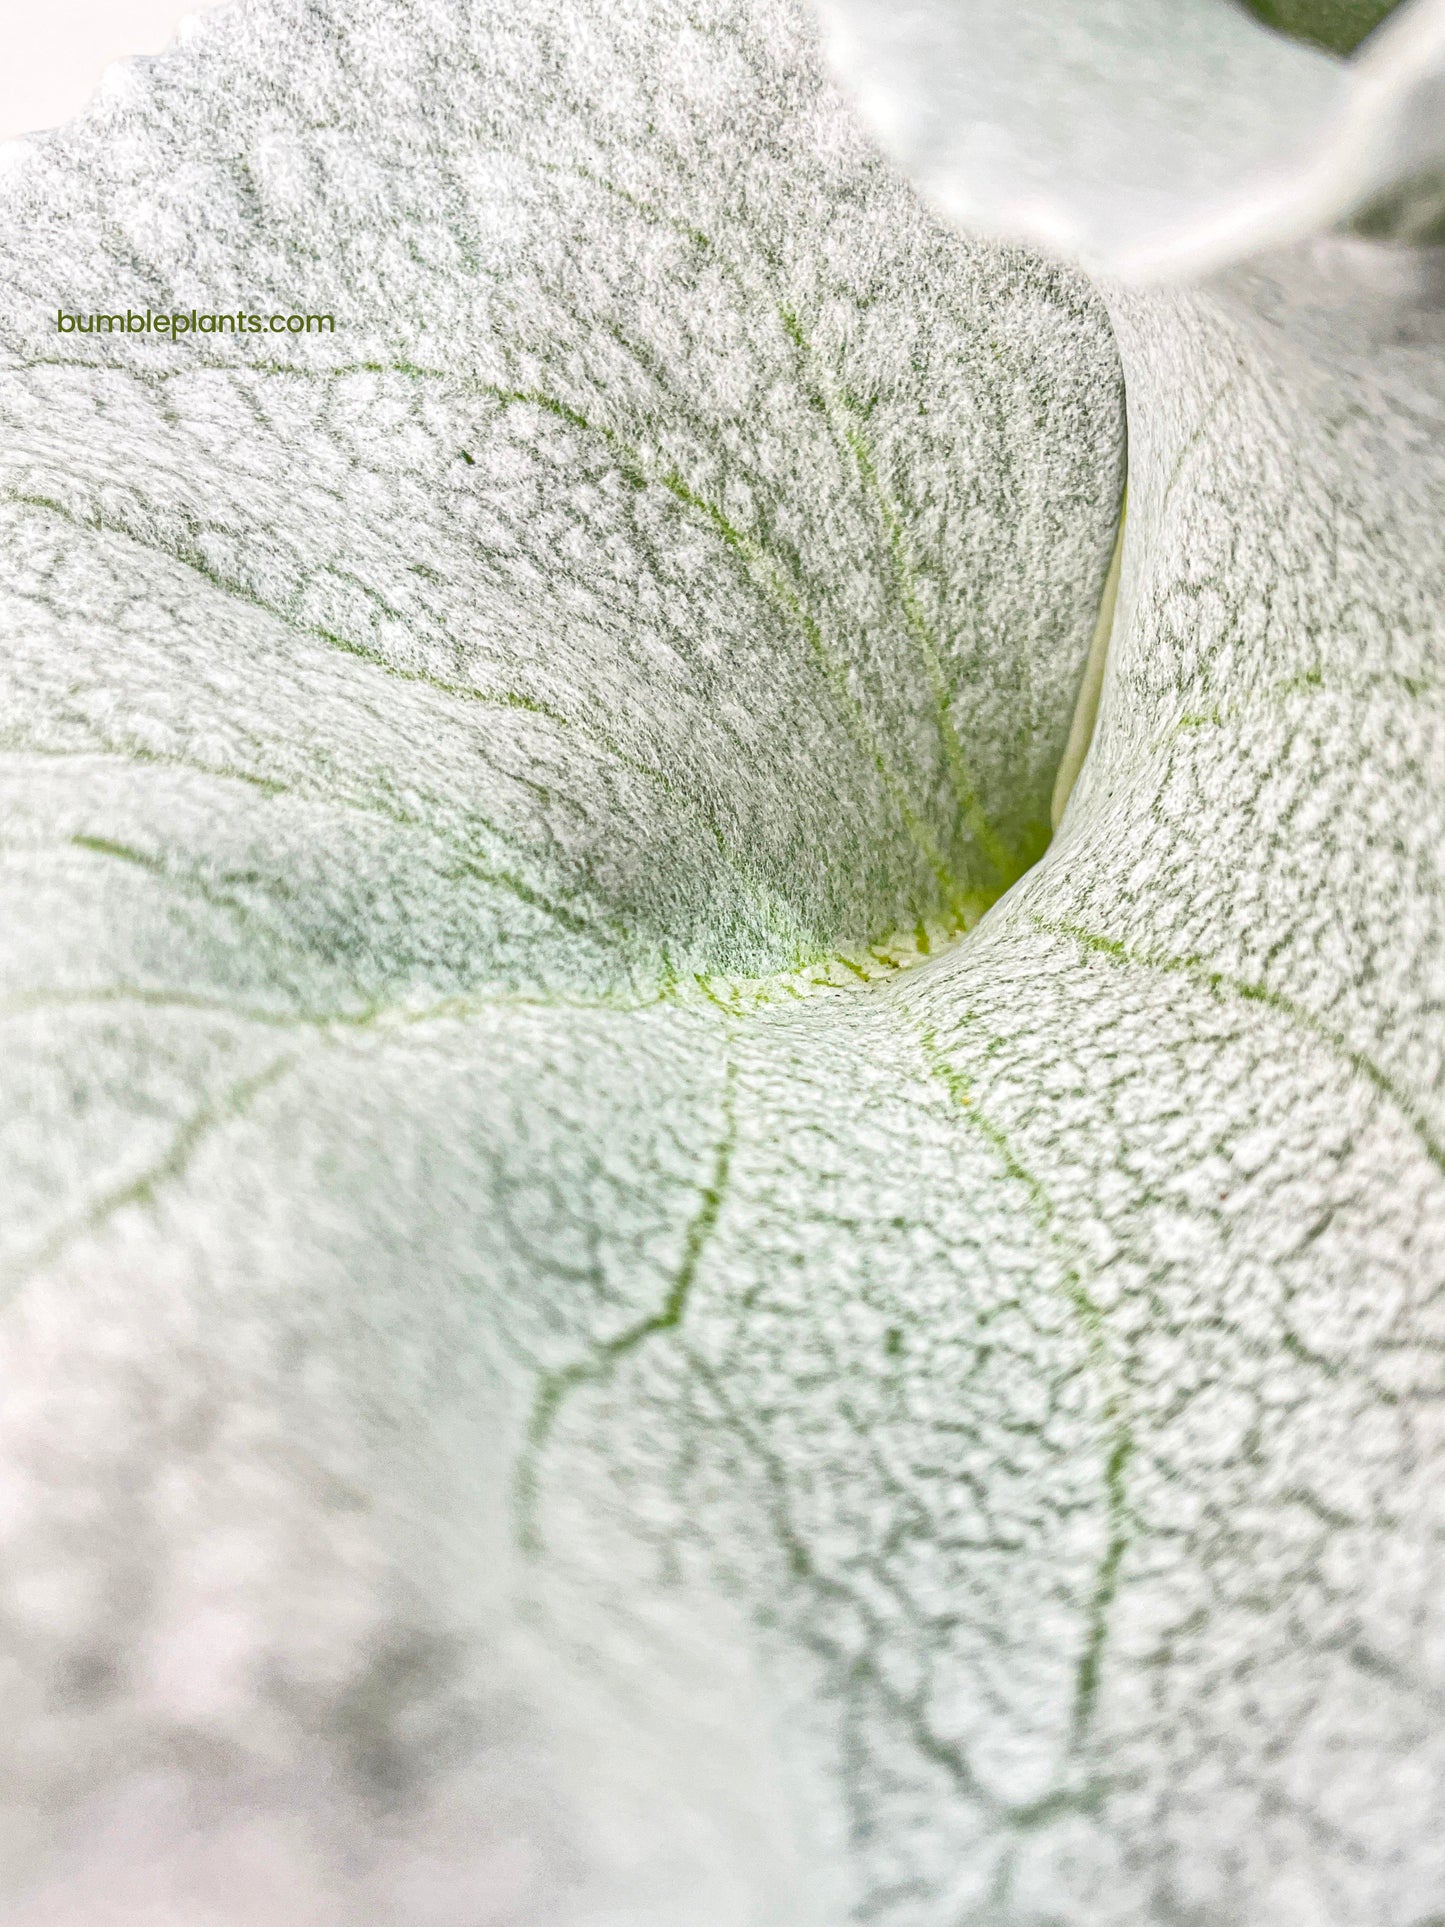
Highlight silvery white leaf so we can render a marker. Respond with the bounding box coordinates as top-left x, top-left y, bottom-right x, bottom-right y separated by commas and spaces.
2, 0, 1444, 1920
0, 0, 1124, 1917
